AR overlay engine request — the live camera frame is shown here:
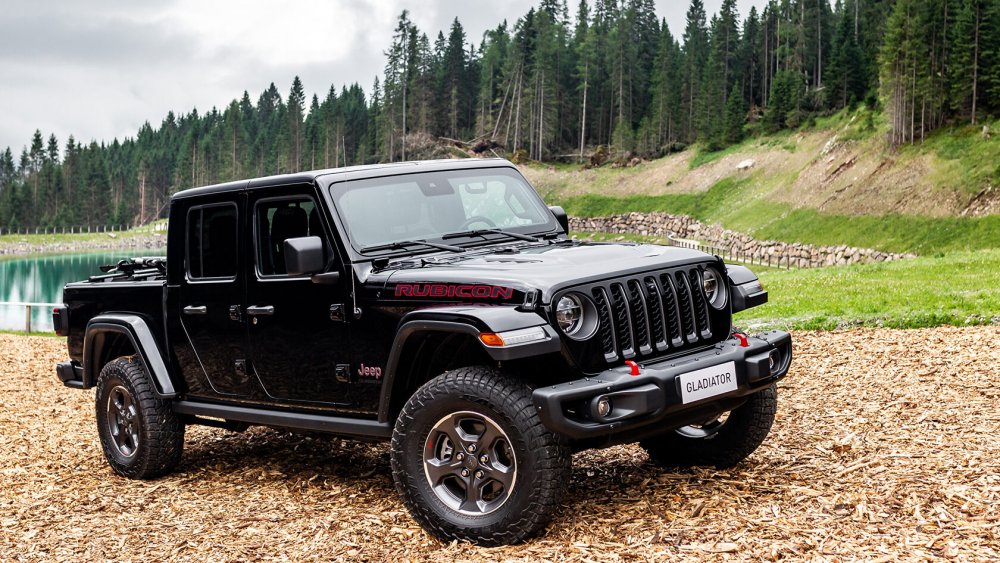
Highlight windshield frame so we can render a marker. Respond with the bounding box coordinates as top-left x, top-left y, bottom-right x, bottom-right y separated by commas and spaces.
323, 165, 562, 259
